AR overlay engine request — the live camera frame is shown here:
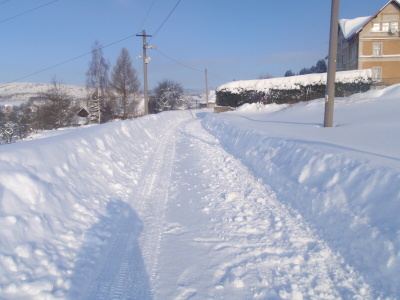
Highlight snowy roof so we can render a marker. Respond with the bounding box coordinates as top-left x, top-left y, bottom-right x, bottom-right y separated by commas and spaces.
339, 0, 400, 40
339, 16, 371, 40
